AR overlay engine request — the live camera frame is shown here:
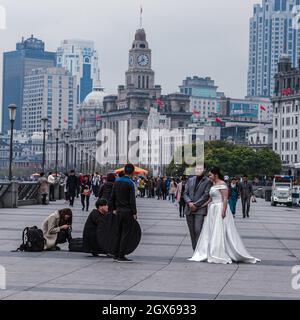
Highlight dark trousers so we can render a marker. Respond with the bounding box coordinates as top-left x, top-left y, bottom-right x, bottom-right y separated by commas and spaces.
41, 194, 47, 205
55, 229, 72, 245
69, 194, 76, 206
81, 194, 90, 210
114, 210, 135, 258
179, 199, 185, 217
92, 185, 99, 197
241, 196, 251, 217
49, 185, 55, 201
186, 214, 205, 251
